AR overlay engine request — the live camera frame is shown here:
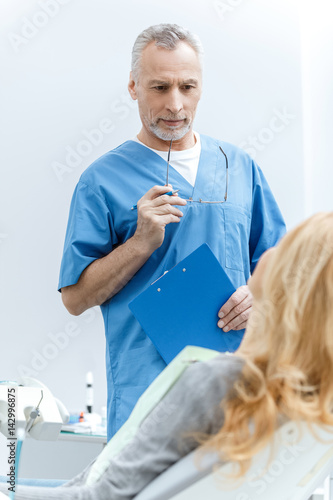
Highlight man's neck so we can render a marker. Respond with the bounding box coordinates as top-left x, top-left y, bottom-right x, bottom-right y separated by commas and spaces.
137, 128, 196, 151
